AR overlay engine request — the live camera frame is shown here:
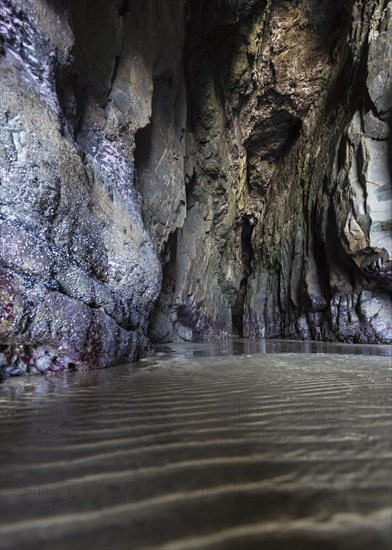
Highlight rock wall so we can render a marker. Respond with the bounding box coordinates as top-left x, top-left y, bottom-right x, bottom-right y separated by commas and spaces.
244, 0, 392, 343
0, 0, 186, 374
0, 0, 391, 374
150, 0, 392, 345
